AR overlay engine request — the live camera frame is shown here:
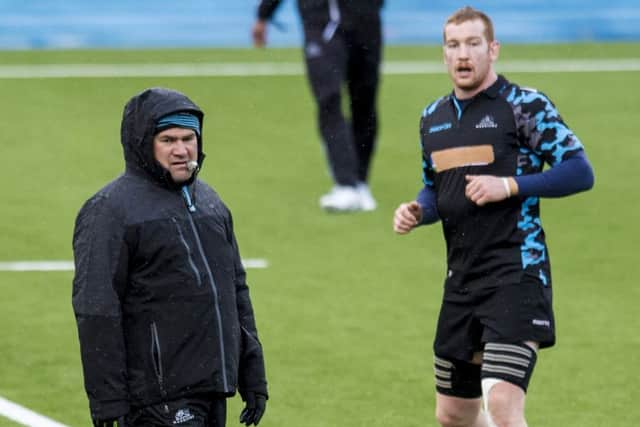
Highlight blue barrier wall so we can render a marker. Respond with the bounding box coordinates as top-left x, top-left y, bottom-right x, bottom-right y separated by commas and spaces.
1, 0, 639, 49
